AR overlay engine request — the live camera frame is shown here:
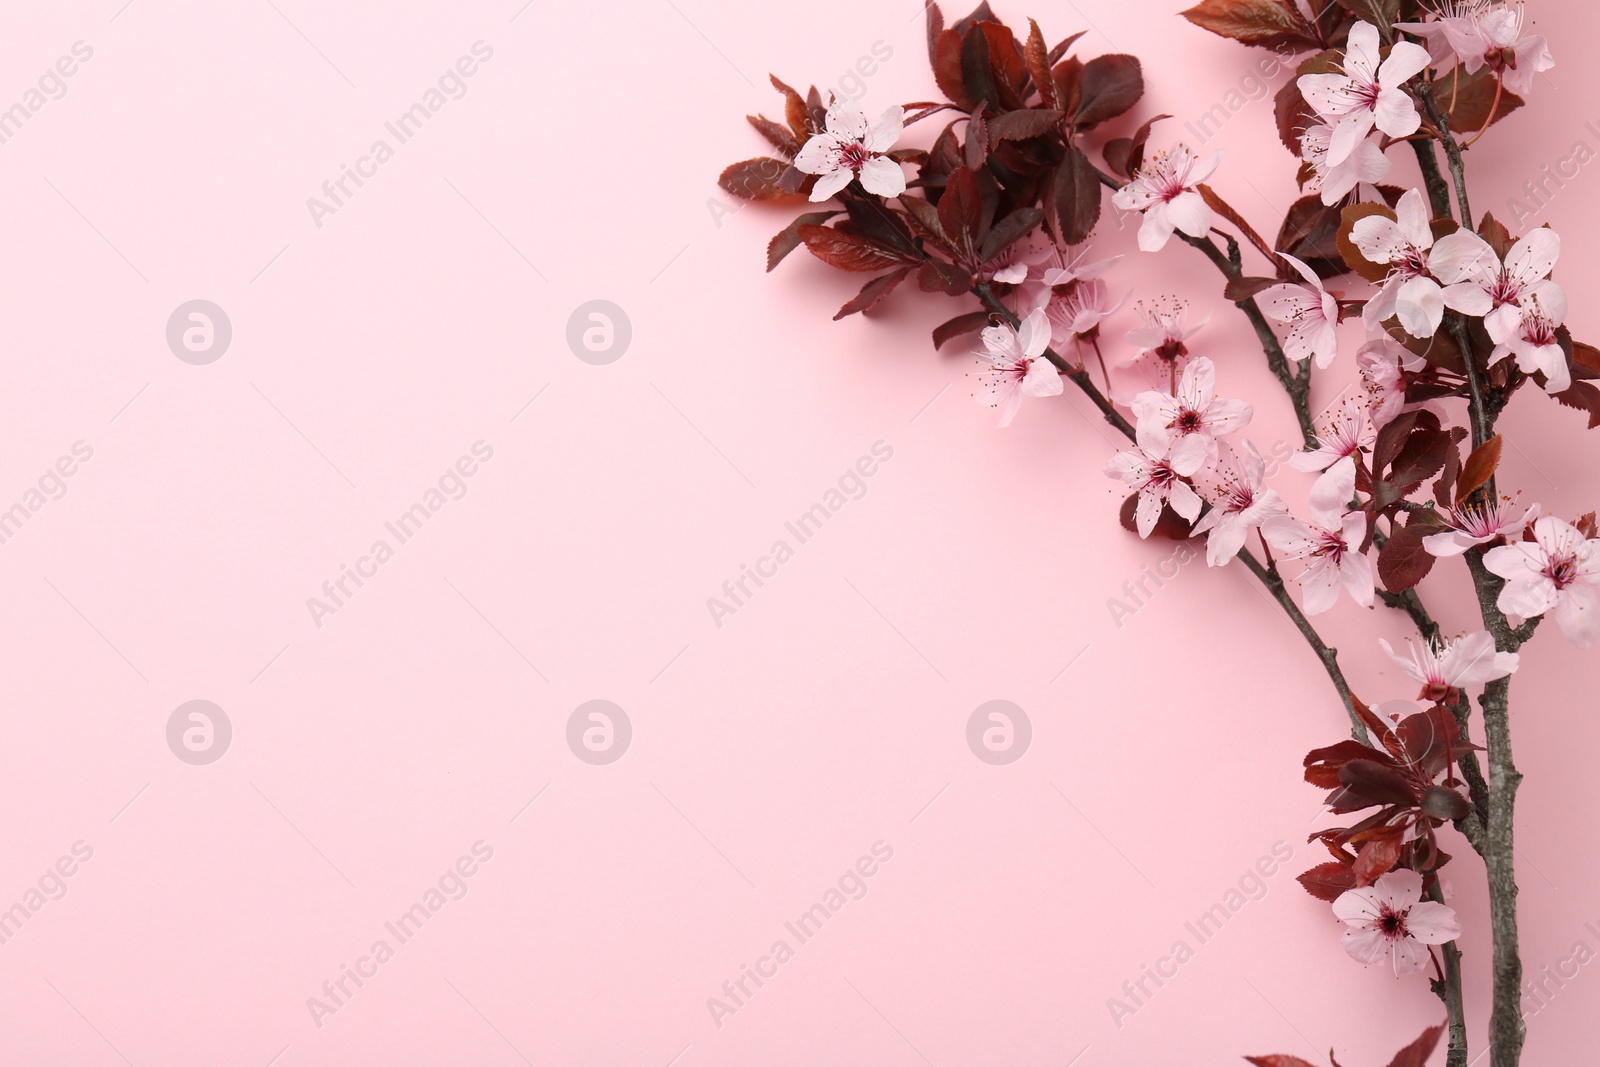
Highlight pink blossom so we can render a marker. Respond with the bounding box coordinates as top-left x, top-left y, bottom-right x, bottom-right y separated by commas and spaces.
1424, 499, 1538, 556
1301, 124, 1392, 206
1433, 226, 1561, 347
1379, 630, 1519, 702
1261, 253, 1342, 368
1299, 21, 1432, 167
1489, 285, 1570, 393
1351, 189, 1452, 338
1104, 440, 1205, 539
1124, 298, 1209, 365
1032, 278, 1127, 354
1292, 397, 1373, 519
1262, 501, 1375, 616
974, 309, 1062, 427
794, 102, 906, 202
1110, 144, 1223, 252
1333, 869, 1463, 976
1190, 440, 1287, 566
1358, 335, 1425, 429
1021, 242, 1122, 290
1397, 2, 1554, 97
1484, 516, 1600, 647
1130, 356, 1252, 463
